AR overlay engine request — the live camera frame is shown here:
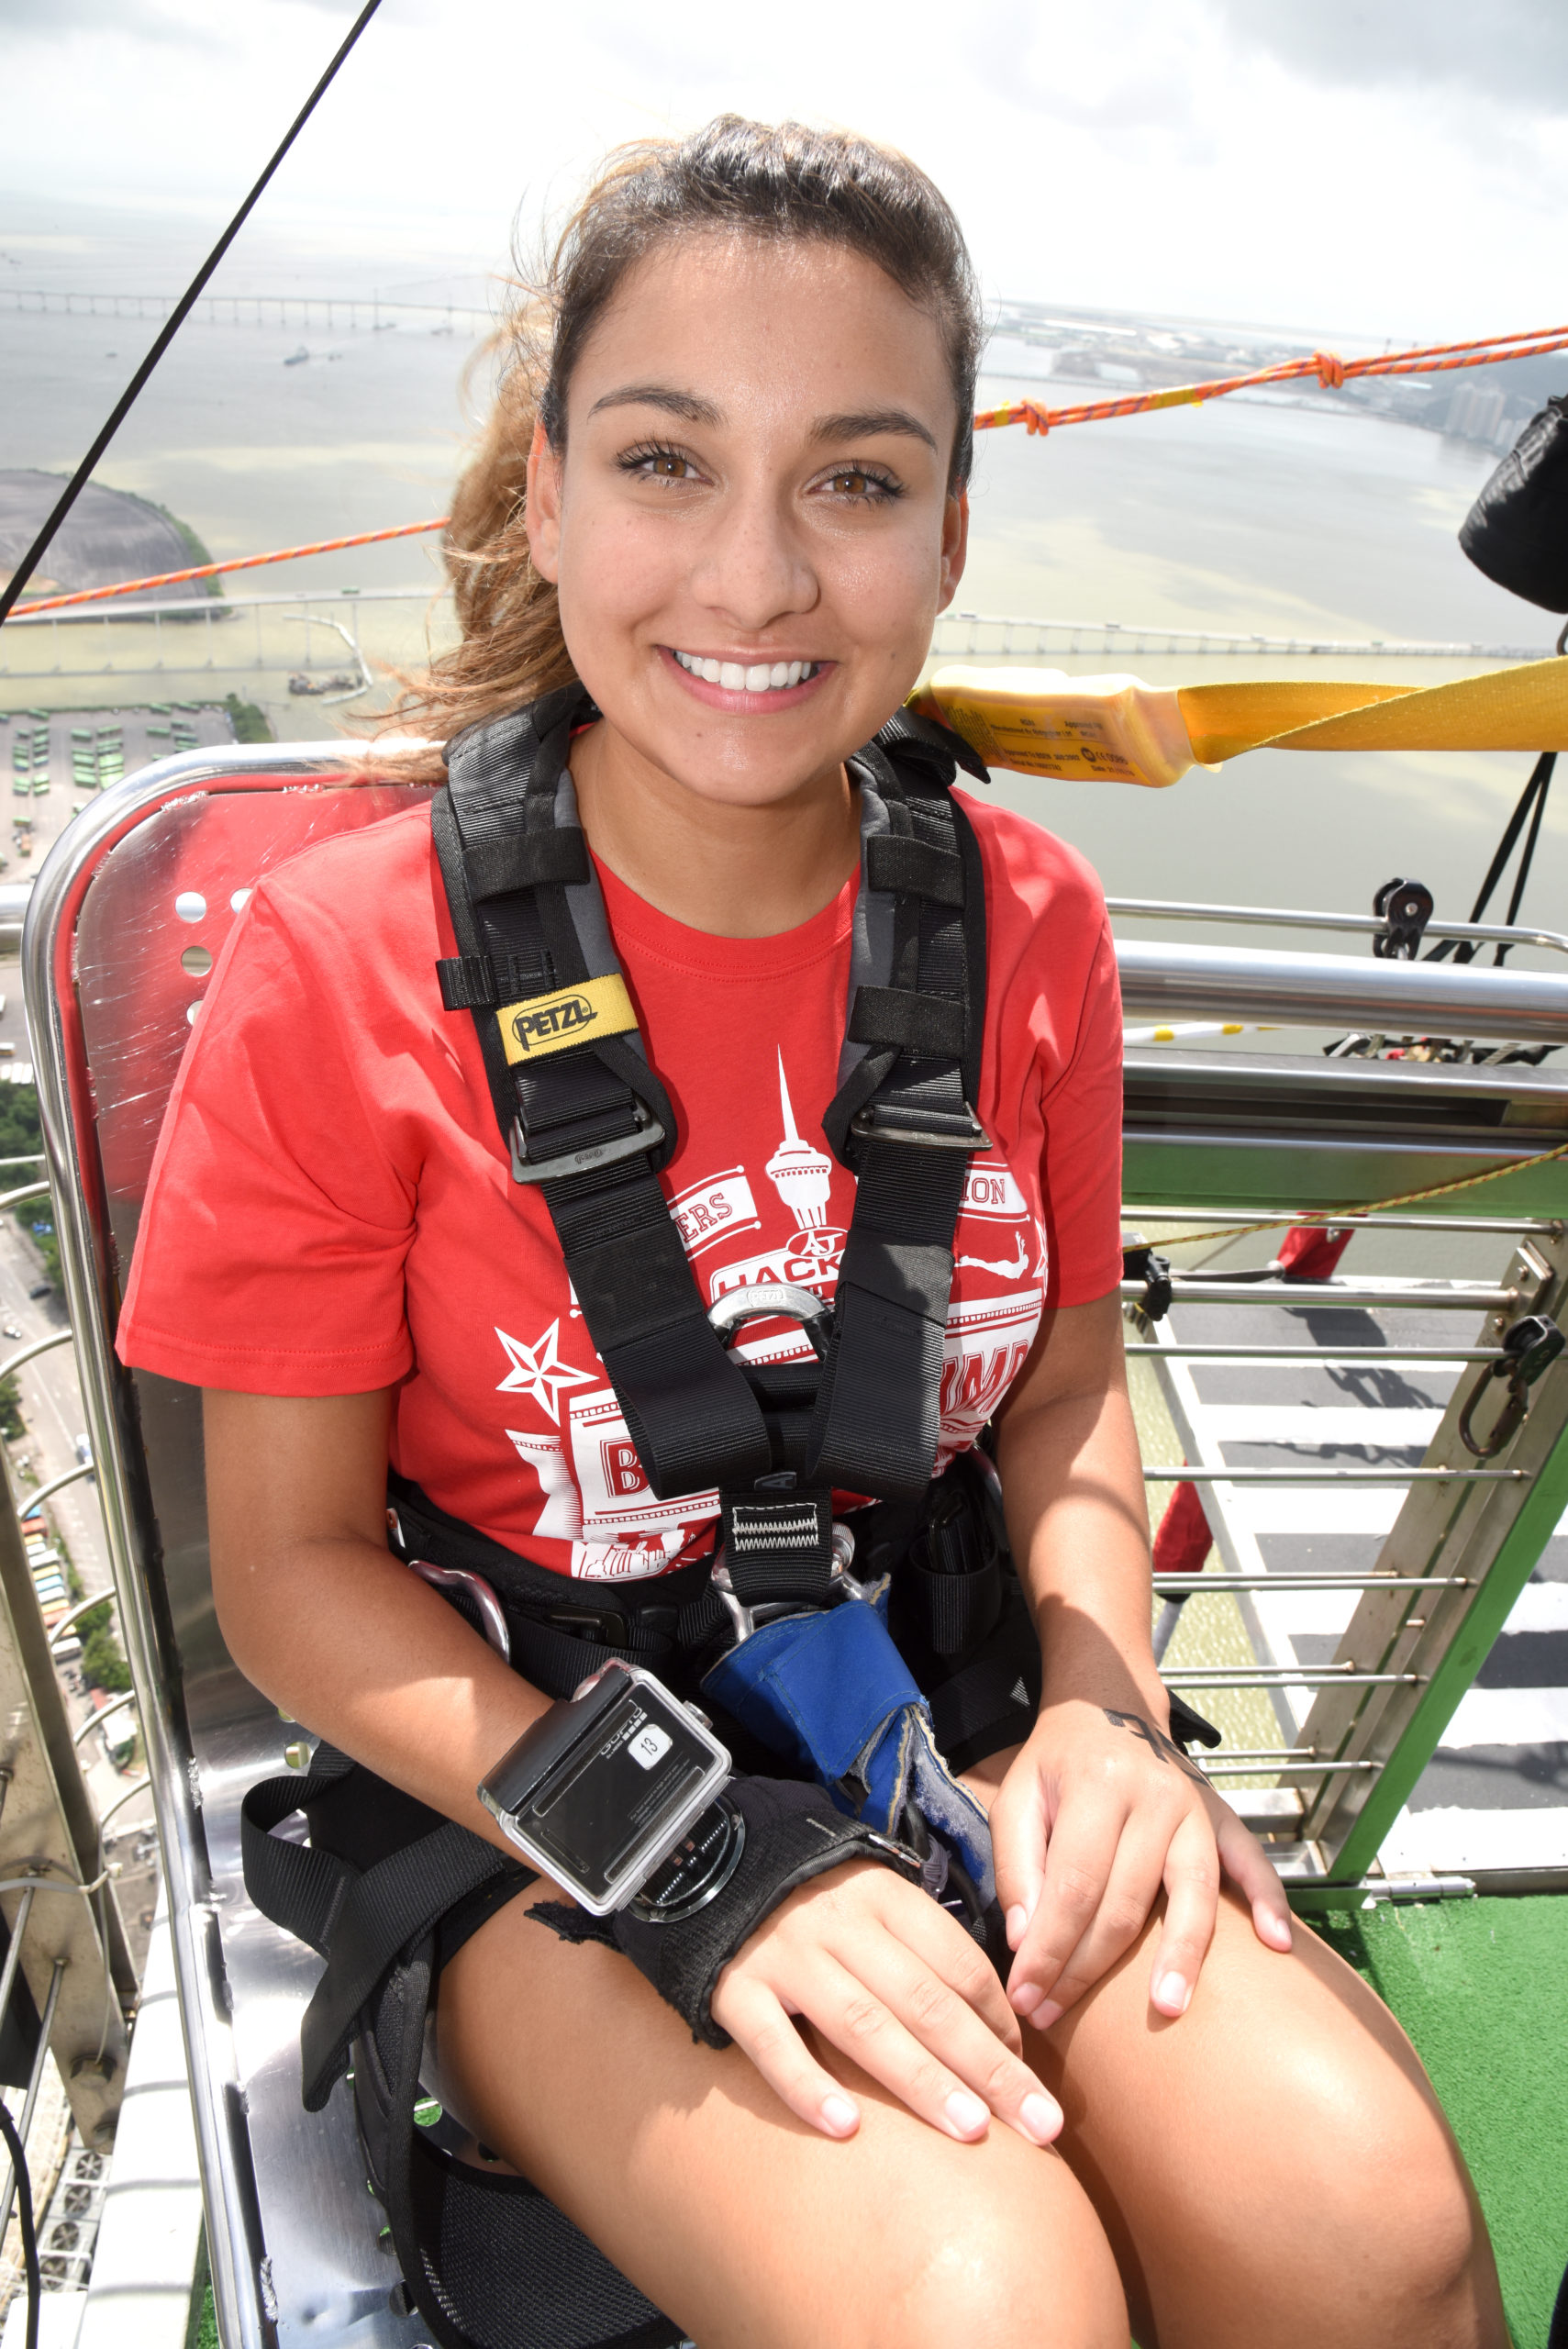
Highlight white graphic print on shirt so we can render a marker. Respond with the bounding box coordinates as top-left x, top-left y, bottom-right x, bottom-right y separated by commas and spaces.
497, 1054, 1045, 1579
